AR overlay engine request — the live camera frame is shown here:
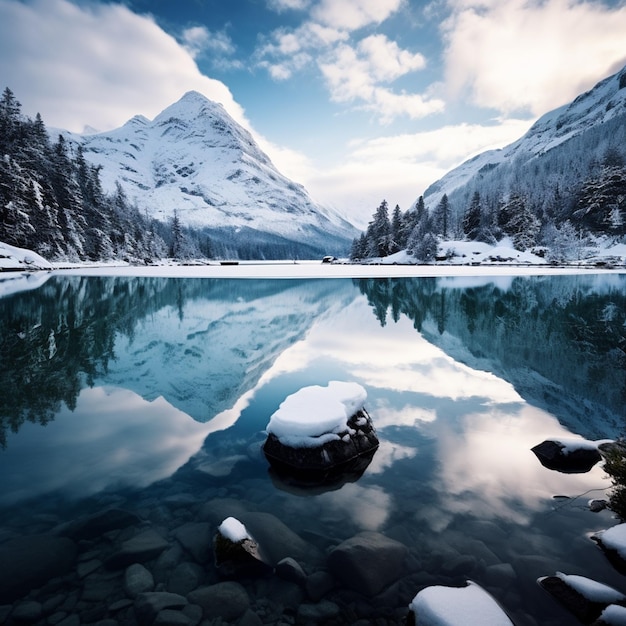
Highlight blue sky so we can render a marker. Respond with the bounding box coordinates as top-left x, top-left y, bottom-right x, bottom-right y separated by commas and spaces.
1, 0, 626, 226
